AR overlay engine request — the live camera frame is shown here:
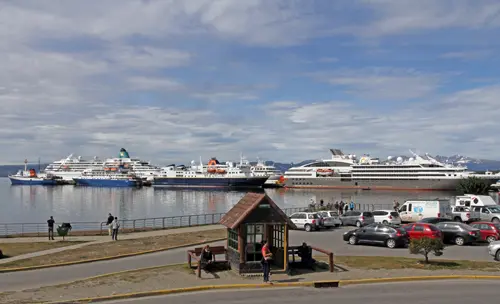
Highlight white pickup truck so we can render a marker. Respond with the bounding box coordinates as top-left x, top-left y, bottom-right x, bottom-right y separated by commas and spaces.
450, 205, 481, 223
